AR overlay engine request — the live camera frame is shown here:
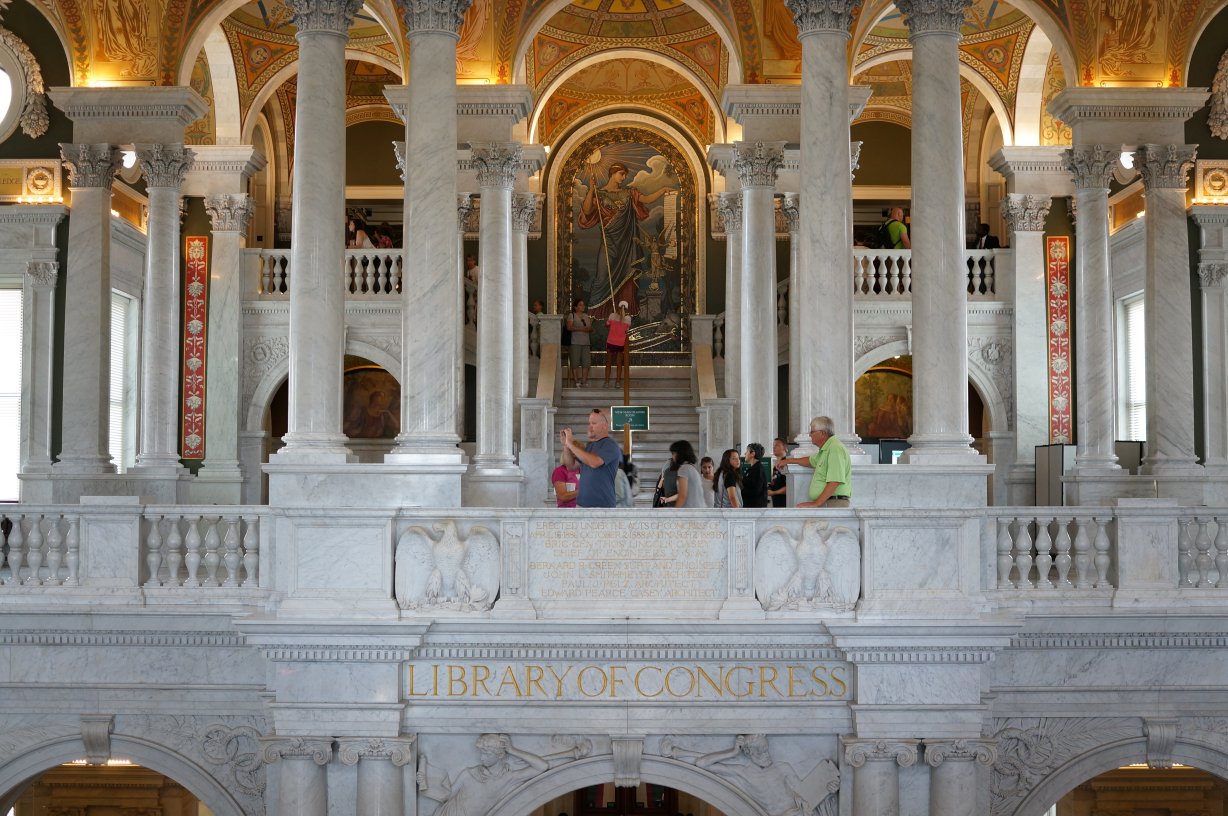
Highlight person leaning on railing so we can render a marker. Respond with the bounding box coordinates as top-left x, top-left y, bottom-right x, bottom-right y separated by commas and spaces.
780, 416, 851, 509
